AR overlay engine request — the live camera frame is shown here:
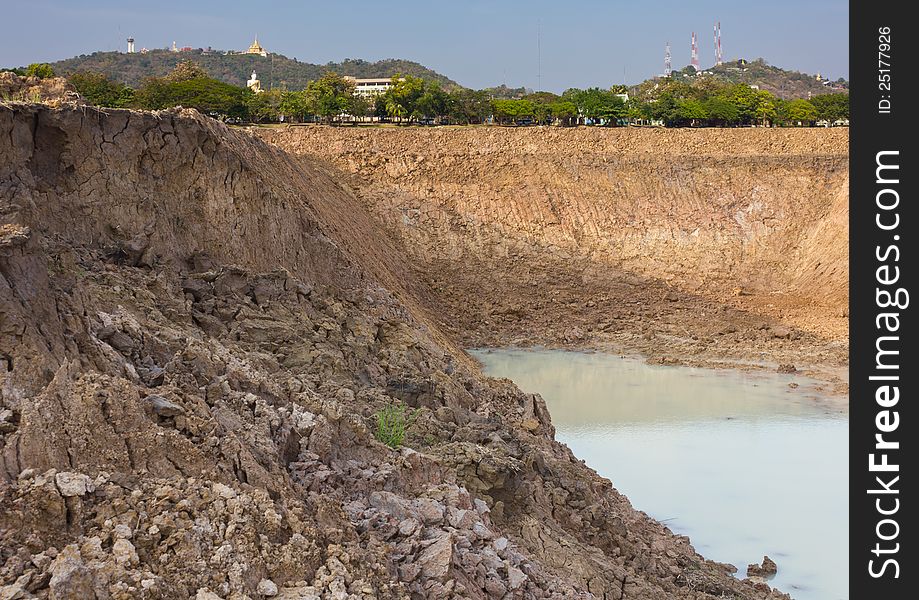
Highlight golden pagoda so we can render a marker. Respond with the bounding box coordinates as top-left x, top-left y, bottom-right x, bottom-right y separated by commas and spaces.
245, 37, 267, 57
